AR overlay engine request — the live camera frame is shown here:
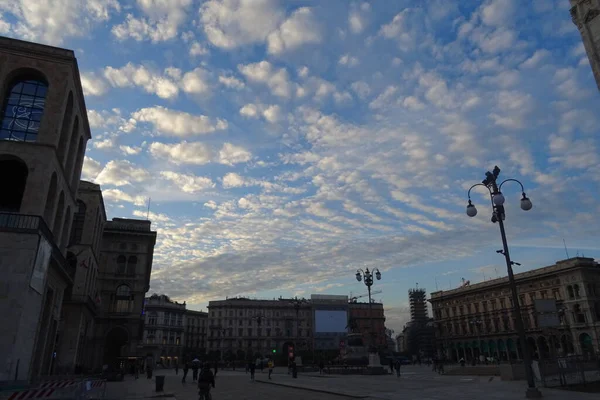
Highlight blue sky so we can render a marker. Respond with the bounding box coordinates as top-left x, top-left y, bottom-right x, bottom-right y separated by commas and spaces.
2, 0, 599, 332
